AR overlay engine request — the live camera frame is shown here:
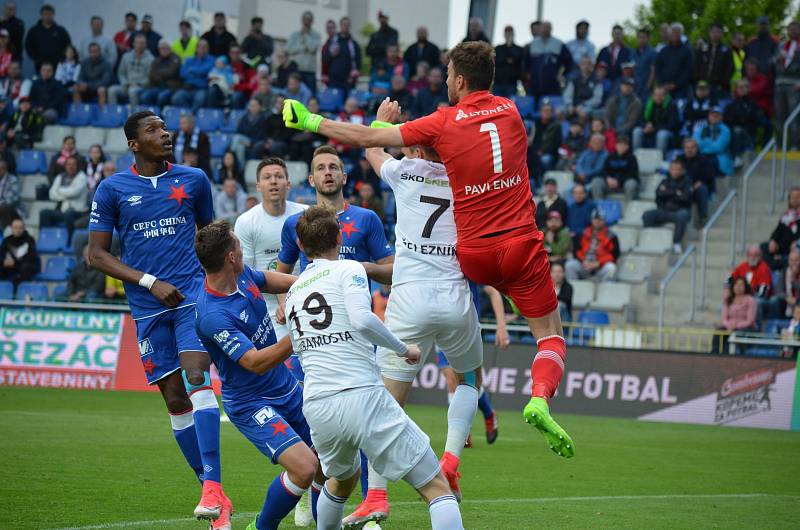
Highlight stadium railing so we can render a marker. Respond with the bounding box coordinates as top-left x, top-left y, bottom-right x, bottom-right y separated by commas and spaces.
779, 101, 800, 212
699, 190, 737, 309
740, 137, 777, 253
659, 243, 696, 345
